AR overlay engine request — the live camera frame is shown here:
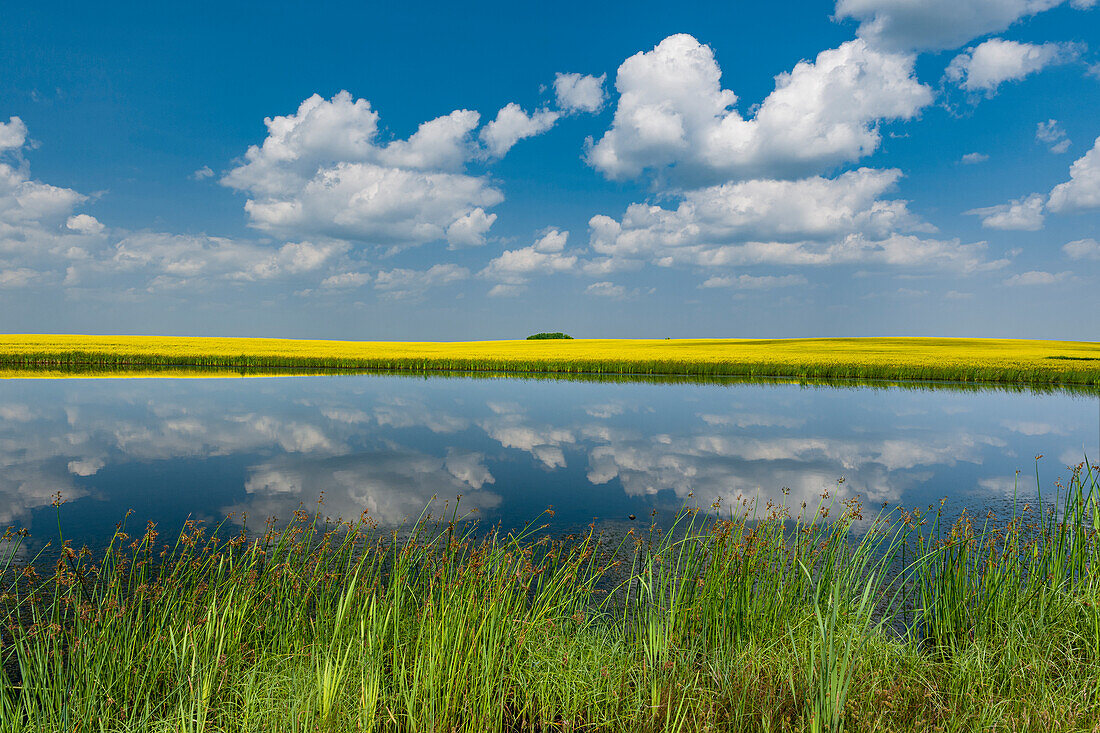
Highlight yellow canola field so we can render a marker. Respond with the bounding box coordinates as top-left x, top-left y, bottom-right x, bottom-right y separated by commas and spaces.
0, 334, 1098, 385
